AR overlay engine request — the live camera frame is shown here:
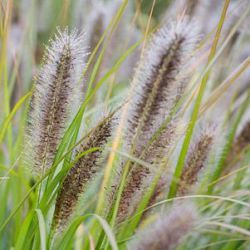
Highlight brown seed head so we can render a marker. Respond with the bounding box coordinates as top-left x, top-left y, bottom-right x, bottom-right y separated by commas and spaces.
25, 28, 87, 176
53, 114, 114, 231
